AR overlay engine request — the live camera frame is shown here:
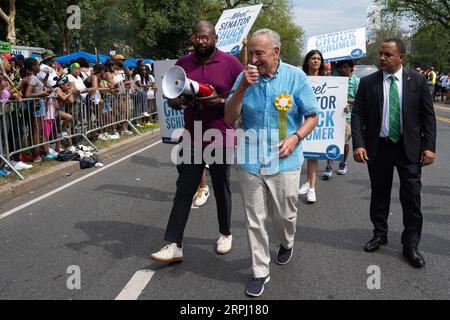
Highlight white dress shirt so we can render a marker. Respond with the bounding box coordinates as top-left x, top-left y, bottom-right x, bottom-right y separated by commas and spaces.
380, 66, 403, 137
